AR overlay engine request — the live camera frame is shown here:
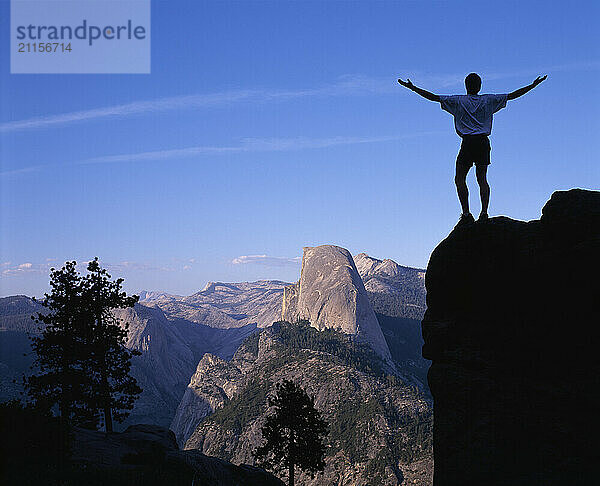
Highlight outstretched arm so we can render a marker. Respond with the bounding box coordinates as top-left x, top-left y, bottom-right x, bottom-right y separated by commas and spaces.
507, 75, 547, 100
398, 78, 440, 102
